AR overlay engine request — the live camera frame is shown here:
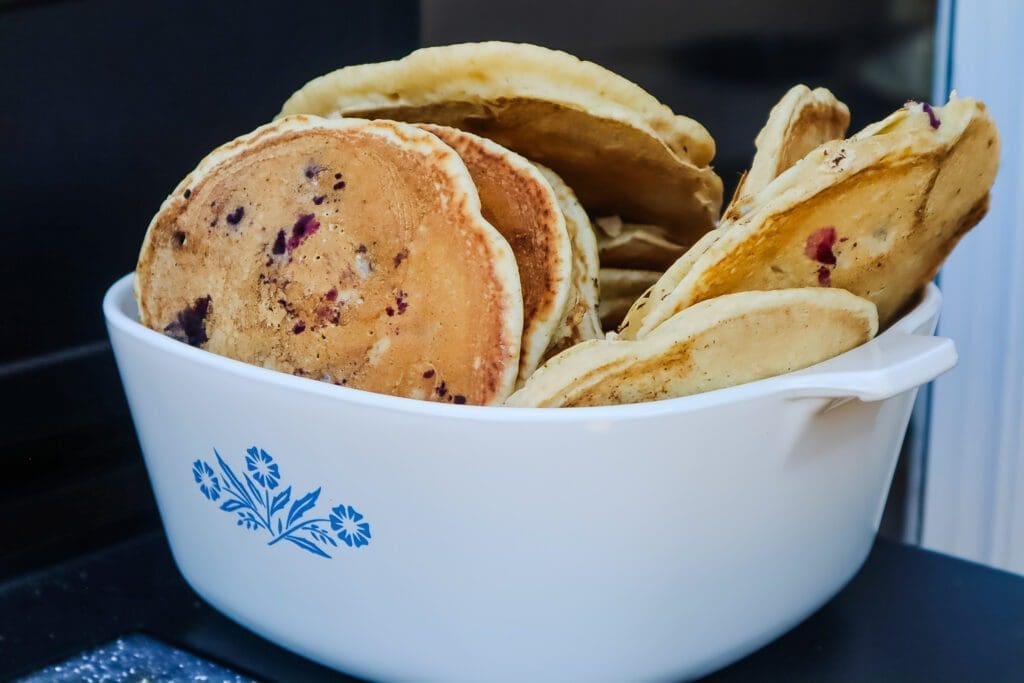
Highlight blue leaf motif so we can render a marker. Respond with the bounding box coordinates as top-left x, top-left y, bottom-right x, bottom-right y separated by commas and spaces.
220, 499, 245, 512
215, 450, 253, 507
286, 487, 321, 527
244, 474, 263, 509
284, 534, 331, 558
270, 486, 292, 516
